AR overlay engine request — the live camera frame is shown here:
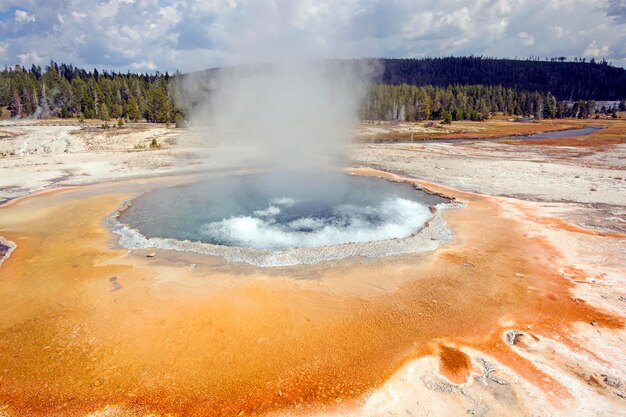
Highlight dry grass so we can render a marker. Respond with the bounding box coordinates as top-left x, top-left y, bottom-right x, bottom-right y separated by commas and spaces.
501, 118, 626, 148
355, 118, 587, 143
